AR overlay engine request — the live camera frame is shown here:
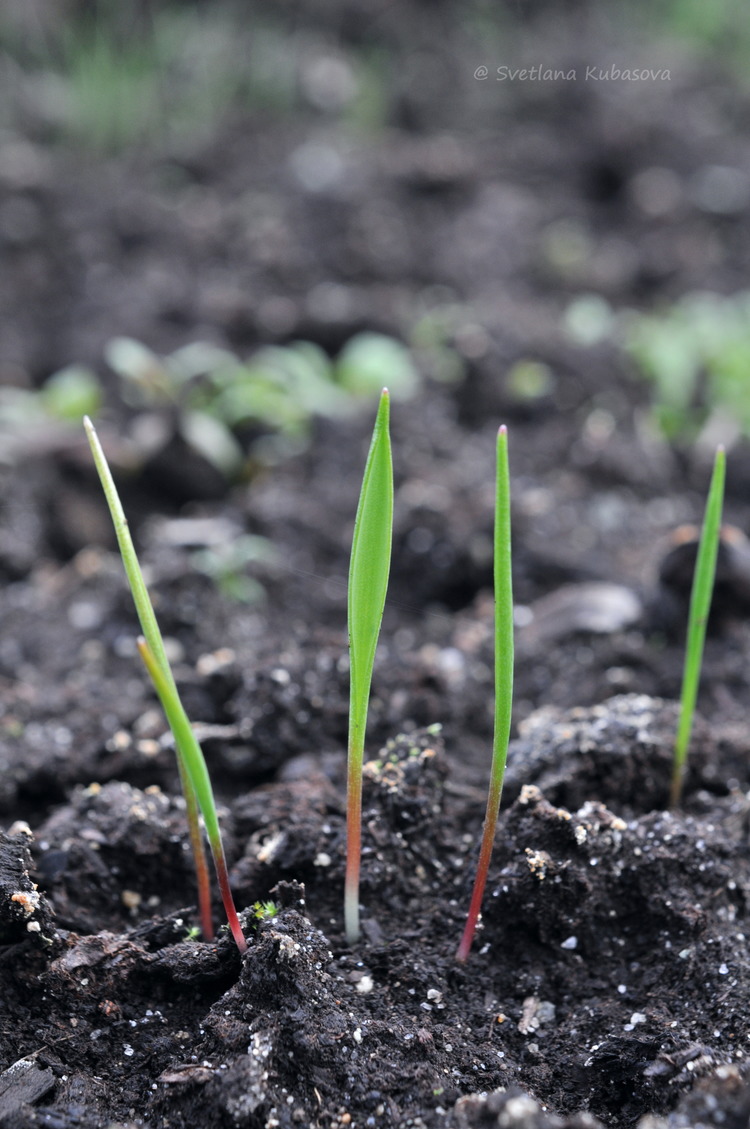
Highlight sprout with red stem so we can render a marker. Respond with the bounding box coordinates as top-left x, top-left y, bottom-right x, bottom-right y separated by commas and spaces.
456, 425, 514, 962
84, 417, 246, 954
